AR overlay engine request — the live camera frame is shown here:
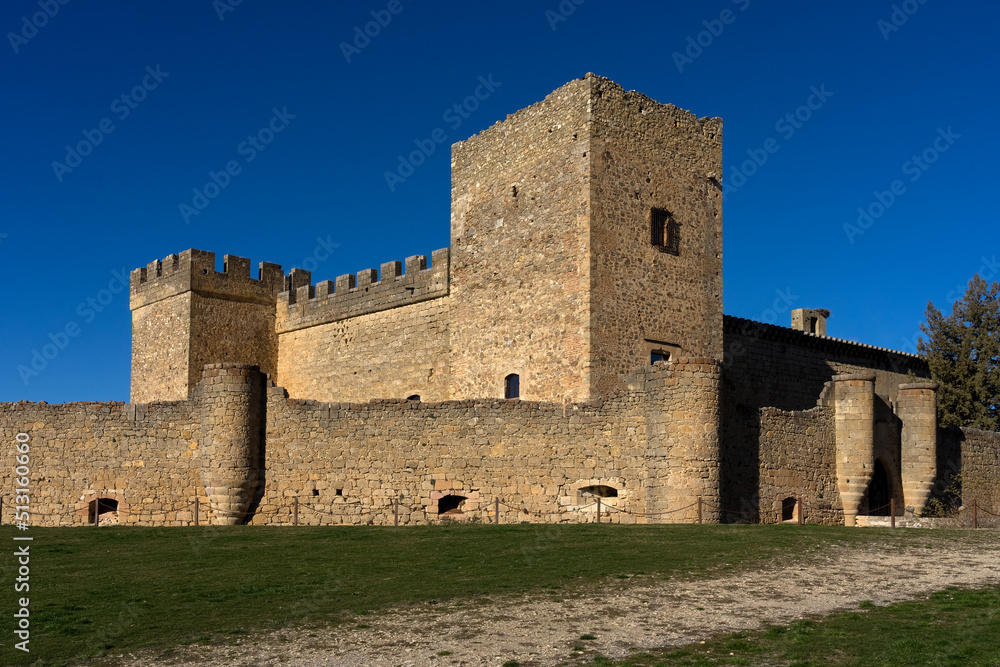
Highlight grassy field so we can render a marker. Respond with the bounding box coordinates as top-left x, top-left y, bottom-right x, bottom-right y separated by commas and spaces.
597, 586, 1000, 666
0, 523, 995, 667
